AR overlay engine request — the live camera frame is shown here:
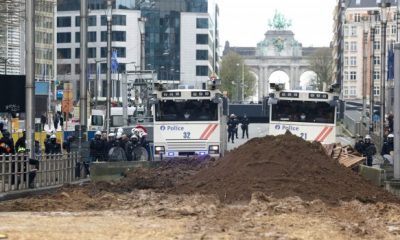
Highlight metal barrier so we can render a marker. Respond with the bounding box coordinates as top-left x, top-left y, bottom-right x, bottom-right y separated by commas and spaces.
0, 152, 85, 193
